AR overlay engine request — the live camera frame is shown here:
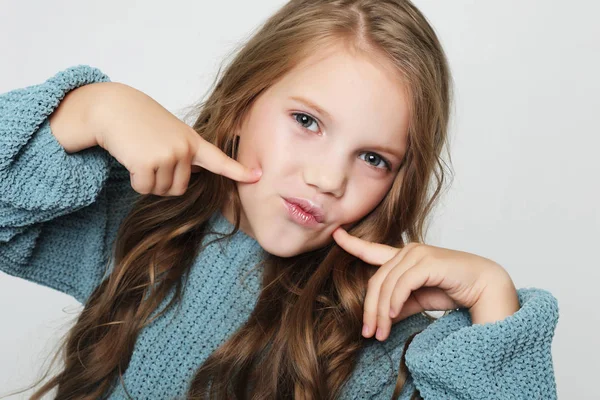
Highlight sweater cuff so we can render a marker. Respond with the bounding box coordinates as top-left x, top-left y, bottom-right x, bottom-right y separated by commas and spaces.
0, 65, 113, 223
405, 288, 559, 399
